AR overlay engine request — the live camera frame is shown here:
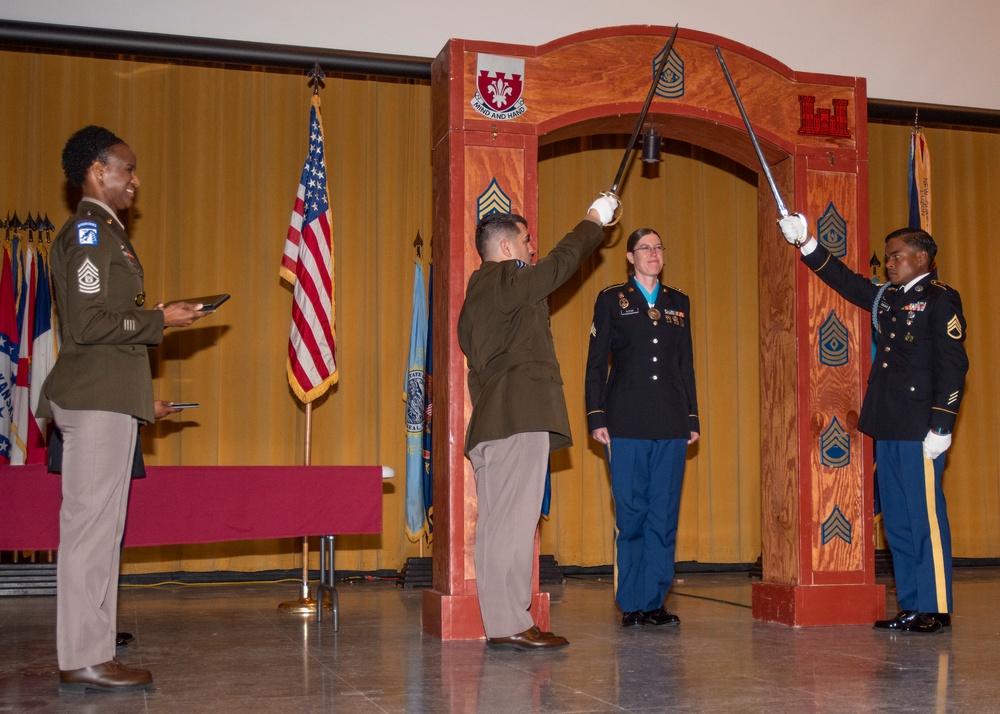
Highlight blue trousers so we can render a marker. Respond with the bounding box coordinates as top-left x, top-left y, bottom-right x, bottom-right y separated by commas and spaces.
876, 440, 953, 613
608, 438, 687, 612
